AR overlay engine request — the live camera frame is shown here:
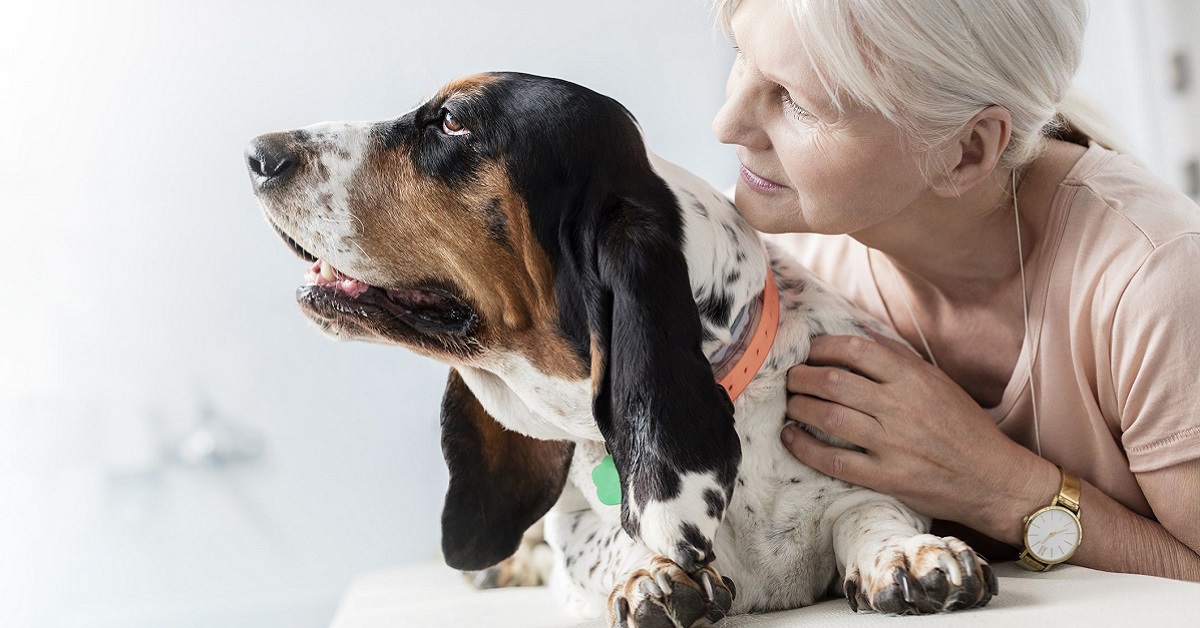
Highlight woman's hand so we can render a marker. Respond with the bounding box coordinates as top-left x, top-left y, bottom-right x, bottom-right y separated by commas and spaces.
780, 333, 1058, 543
